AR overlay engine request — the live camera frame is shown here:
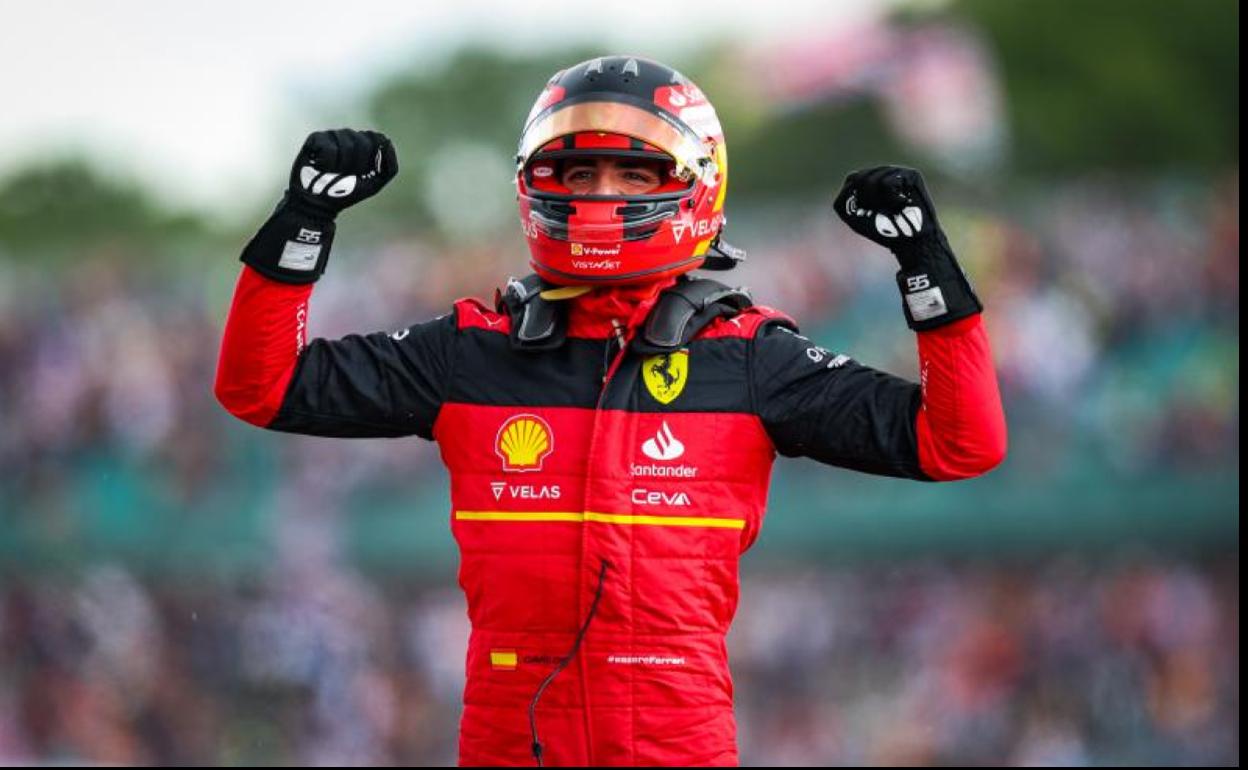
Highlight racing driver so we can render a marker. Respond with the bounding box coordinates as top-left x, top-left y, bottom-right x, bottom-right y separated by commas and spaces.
215, 55, 1007, 767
